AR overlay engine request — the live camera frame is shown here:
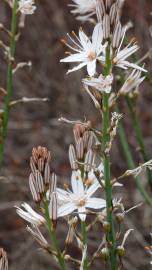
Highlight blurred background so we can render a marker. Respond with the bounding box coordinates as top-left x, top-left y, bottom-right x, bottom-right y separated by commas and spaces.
0, 0, 152, 269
